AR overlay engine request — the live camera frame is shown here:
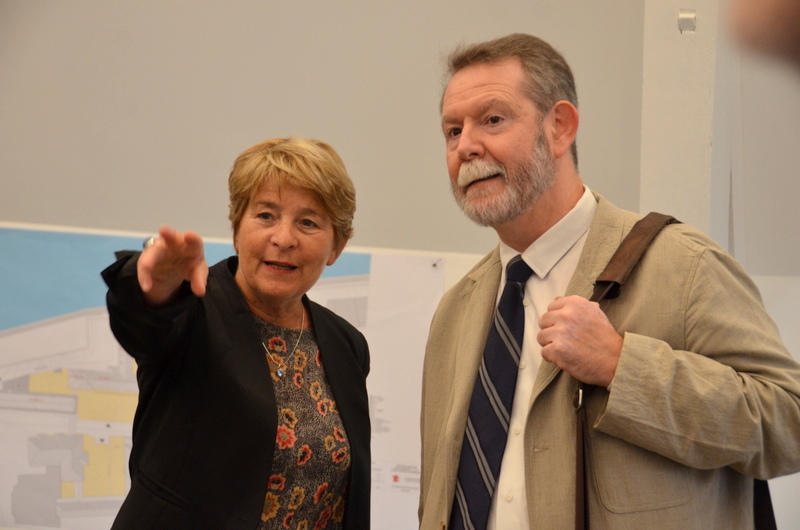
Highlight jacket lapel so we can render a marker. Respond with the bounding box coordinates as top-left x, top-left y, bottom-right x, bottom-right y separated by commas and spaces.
305, 298, 368, 421
452, 249, 502, 401
532, 193, 631, 396
565, 193, 629, 299
443, 249, 503, 490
